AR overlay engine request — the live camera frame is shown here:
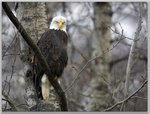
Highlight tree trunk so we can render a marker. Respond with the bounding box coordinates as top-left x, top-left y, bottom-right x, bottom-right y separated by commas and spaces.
85, 2, 113, 111
16, 2, 61, 111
